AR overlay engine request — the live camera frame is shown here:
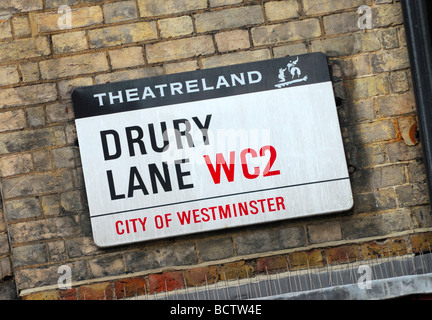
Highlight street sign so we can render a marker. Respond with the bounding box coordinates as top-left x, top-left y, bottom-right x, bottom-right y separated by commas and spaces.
72, 52, 353, 247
